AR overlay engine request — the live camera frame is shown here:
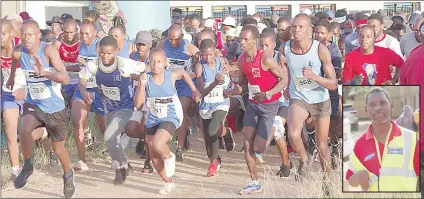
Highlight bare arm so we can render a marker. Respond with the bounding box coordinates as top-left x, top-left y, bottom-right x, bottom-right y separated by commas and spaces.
279, 42, 291, 93
42, 45, 70, 84
134, 75, 147, 108
187, 43, 200, 56
315, 44, 338, 90
262, 56, 286, 96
